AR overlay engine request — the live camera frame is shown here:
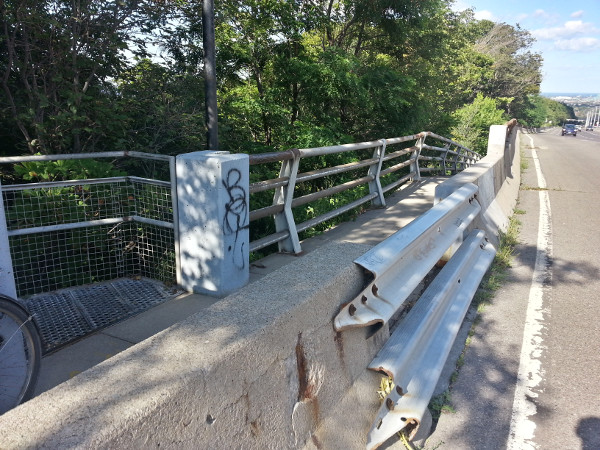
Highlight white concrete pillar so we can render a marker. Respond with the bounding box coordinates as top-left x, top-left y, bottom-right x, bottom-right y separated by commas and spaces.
176, 151, 249, 296
0, 182, 17, 298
